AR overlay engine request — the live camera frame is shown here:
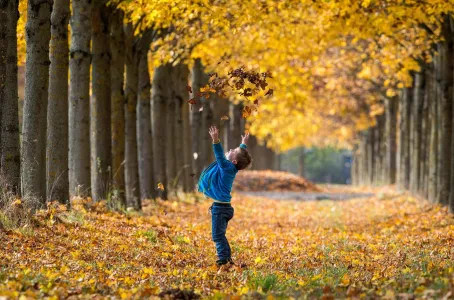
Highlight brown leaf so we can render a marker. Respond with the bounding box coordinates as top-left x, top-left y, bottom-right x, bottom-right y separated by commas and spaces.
265, 89, 274, 96
221, 115, 229, 121
186, 85, 193, 93
242, 106, 252, 119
